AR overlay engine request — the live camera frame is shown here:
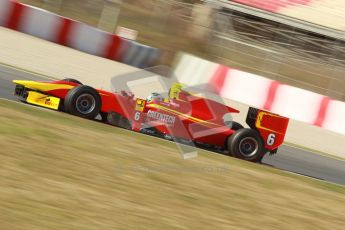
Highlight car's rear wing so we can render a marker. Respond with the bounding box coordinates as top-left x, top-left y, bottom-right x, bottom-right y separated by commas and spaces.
246, 107, 289, 151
